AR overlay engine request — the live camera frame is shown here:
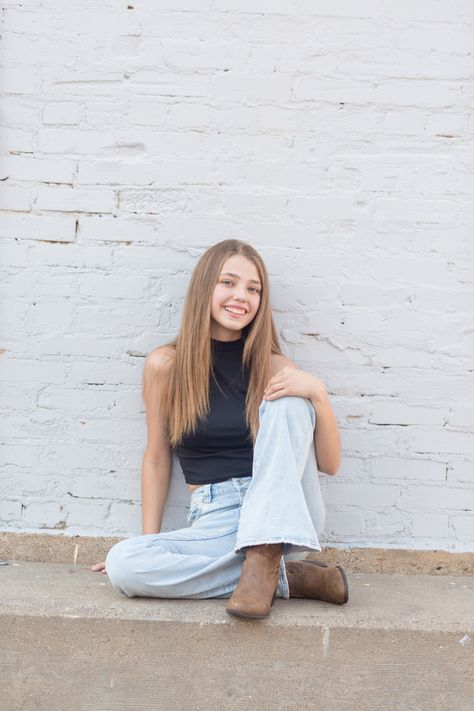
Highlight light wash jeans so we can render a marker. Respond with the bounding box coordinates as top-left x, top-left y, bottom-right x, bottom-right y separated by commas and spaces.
105, 395, 326, 600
